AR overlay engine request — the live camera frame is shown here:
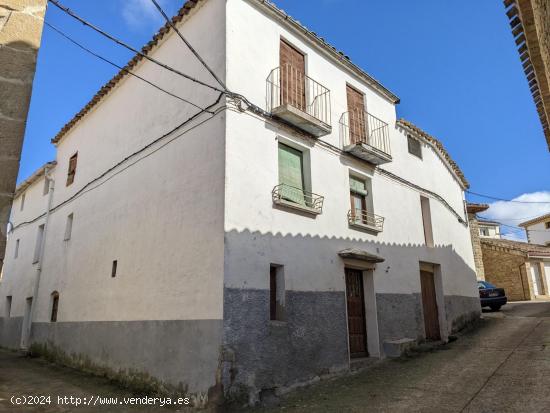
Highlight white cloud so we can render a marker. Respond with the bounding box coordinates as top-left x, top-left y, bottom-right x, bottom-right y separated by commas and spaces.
120, 0, 165, 30
479, 191, 550, 241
